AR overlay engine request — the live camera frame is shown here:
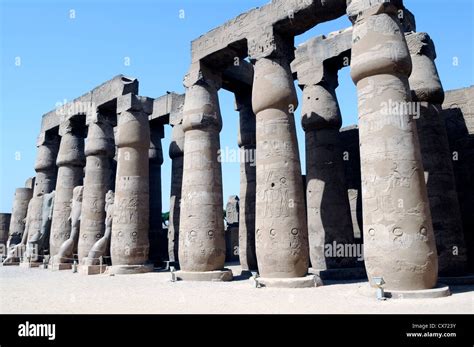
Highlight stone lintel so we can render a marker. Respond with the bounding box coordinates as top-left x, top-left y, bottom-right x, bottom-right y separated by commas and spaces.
222, 61, 254, 94
190, 0, 347, 64
41, 75, 139, 133
149, 92, 185, 126
292, 27, 352, 86
117, 93, 154, 115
